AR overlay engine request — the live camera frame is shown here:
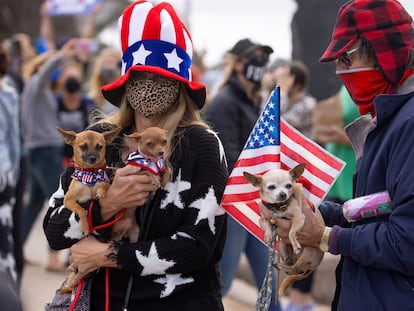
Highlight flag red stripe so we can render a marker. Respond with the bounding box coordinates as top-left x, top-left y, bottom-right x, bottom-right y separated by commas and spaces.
221, 191, 260, 204
222, 203, 264, 241
281, 120, 344, 171
281, 144, 336, 185
235, 154, 280, 167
